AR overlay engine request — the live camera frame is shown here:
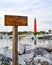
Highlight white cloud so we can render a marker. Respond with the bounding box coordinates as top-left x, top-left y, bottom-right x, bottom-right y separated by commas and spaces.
0, 0, 27, 3
0, 0, 52, 31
